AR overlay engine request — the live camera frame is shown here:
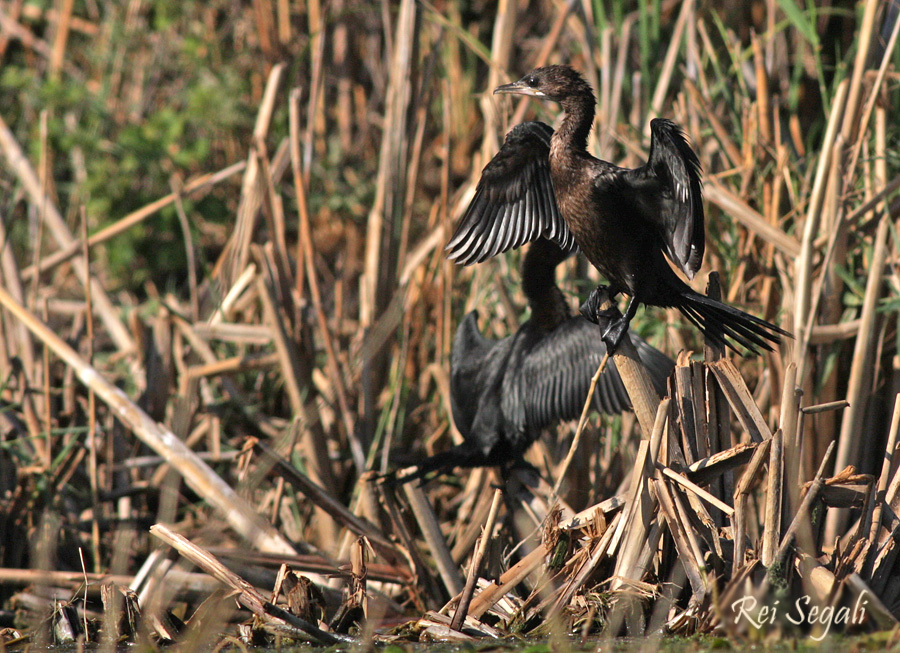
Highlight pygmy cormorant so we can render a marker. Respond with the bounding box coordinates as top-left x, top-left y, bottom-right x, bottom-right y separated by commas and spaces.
404, 234, 673, 482
446, 65, 790, 354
